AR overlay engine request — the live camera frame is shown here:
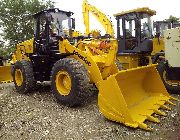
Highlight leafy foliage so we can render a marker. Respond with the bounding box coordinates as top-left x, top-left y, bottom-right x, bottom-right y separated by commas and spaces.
0, 41, 7, 57
0, 0, 55, 57
165, 15, 180, 22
